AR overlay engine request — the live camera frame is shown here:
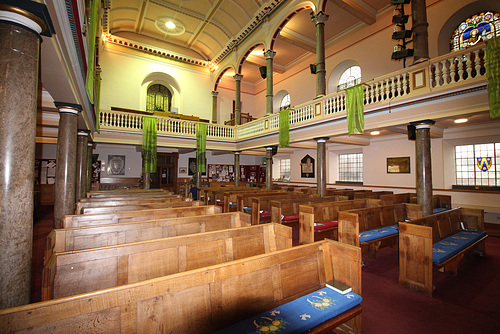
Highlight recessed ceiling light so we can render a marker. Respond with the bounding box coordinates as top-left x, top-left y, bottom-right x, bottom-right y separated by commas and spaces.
165, 21, 176, 29
454, 118, 468, 124
156, 17, 185, 35
370, 131, 380, 135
